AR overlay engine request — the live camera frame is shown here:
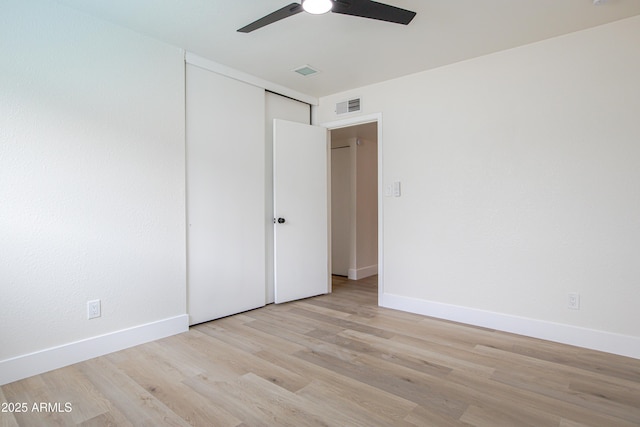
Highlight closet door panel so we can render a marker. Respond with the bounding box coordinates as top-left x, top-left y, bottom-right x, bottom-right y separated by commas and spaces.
186, 64, 265, 324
